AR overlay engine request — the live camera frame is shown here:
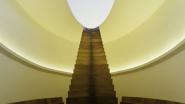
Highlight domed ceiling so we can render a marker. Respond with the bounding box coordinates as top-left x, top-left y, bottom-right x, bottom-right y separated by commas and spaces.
0, 0, 185, 74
